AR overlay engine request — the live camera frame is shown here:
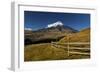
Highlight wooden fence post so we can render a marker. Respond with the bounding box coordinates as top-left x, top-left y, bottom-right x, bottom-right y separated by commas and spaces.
67, 34, 69, 56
